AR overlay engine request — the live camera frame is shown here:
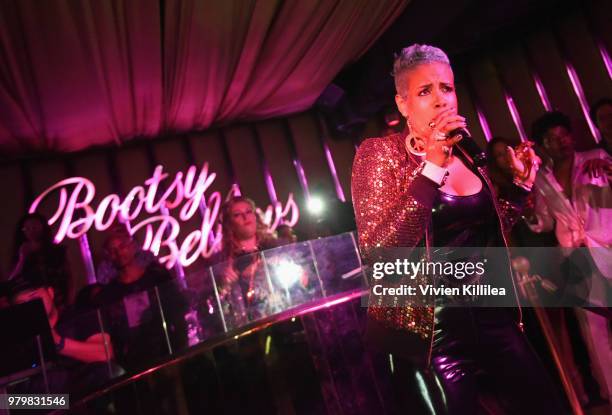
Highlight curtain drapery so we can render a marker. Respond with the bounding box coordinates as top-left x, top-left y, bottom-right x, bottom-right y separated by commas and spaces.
0, 0, 407, 156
